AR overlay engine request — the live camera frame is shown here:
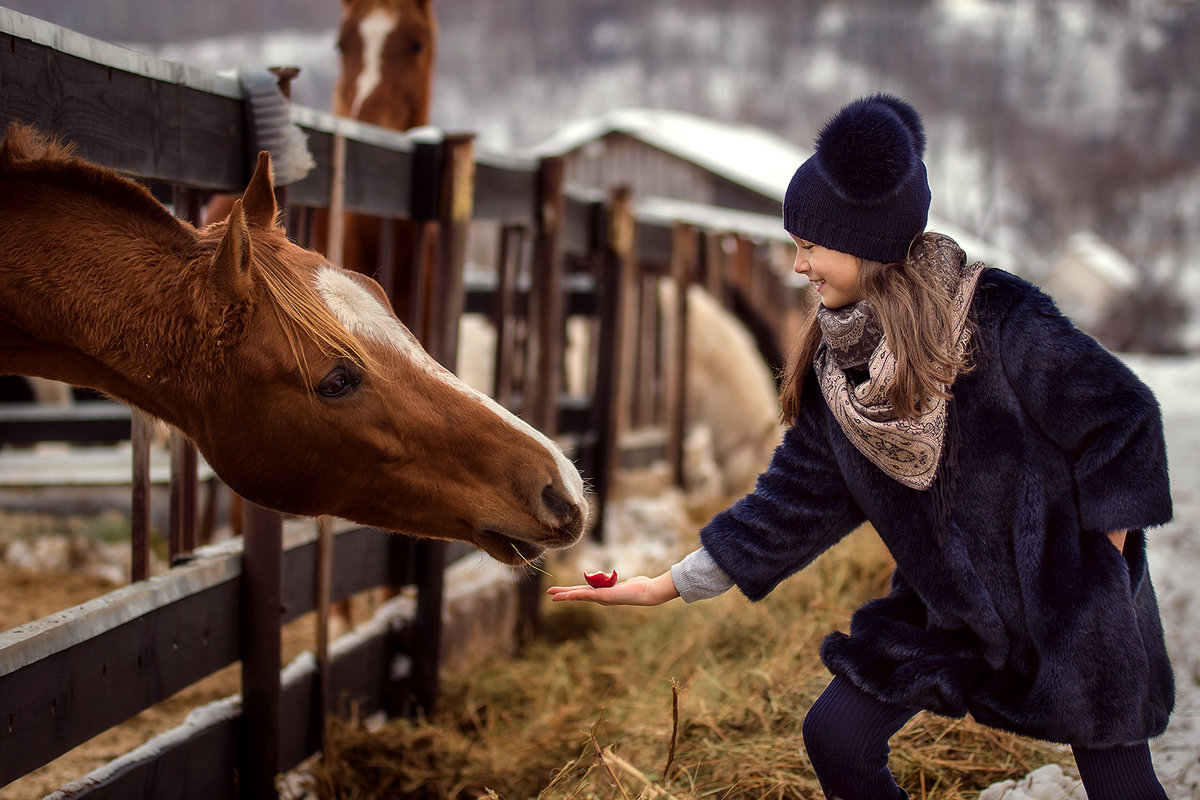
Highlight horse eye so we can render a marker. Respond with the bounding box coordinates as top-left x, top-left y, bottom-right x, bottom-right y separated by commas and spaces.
315, 365, 362, 399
